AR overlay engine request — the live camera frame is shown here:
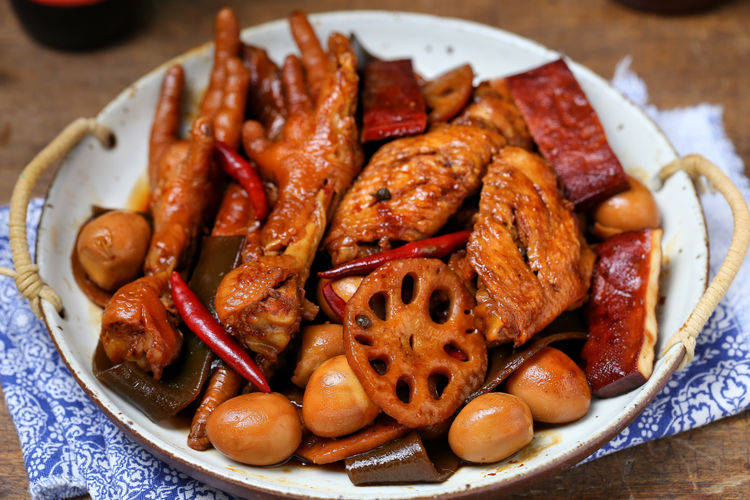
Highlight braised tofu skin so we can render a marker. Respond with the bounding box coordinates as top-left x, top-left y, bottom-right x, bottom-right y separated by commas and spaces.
468, 147, 595, 346
582, 228, 662, 397
506, 59, 629, 209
